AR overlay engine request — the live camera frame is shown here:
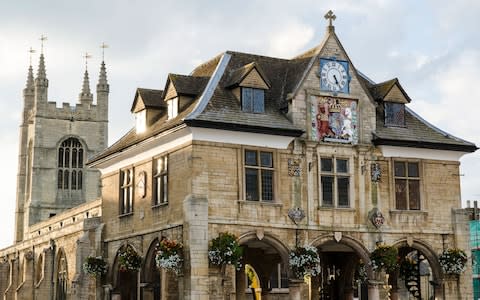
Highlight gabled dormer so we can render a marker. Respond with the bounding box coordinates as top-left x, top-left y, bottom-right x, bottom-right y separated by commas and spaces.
369, 78, 411, 127
131, 88, 165, 133
163, 74, 209, 119
226, 62, 271, 113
